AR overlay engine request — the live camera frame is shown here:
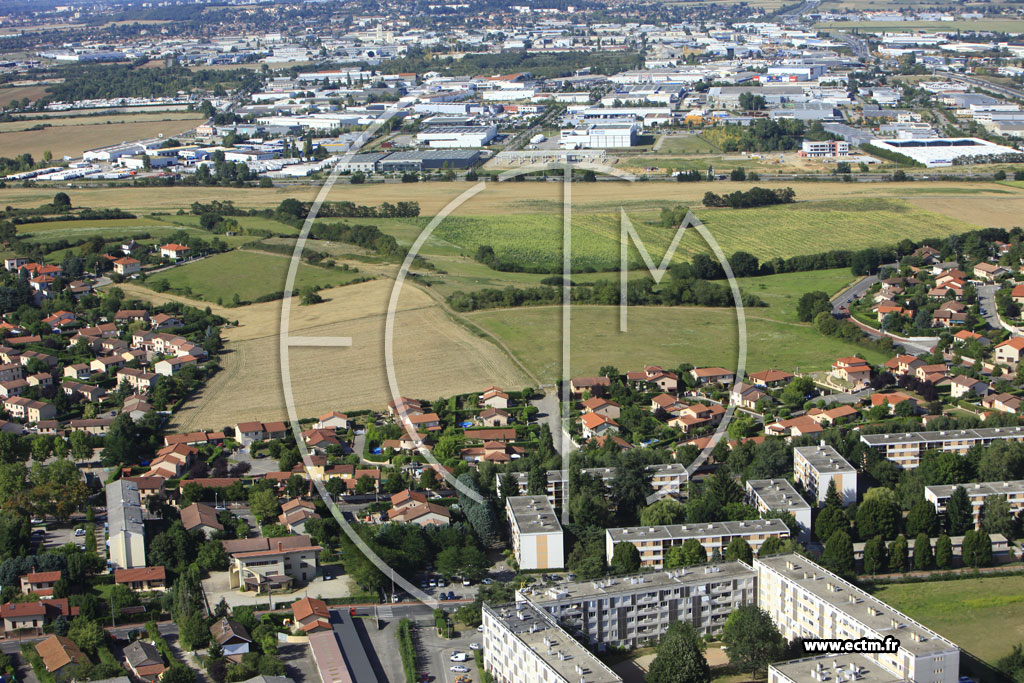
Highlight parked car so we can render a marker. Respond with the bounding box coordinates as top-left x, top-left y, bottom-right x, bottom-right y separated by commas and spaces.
450, 666, 469, 673
481, 578, 492, 585
462, 579, 471, 586
469, 642, 480, 650
429, 579, 437, 587
477, 625, 484, 632
450, 652, 467, 662
74, 529, 86, 537
447, 591, 456, 600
